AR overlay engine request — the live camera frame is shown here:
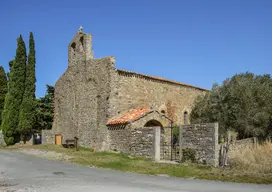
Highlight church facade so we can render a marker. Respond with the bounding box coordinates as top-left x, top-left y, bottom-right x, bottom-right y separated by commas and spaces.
42, 29, 208, 151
